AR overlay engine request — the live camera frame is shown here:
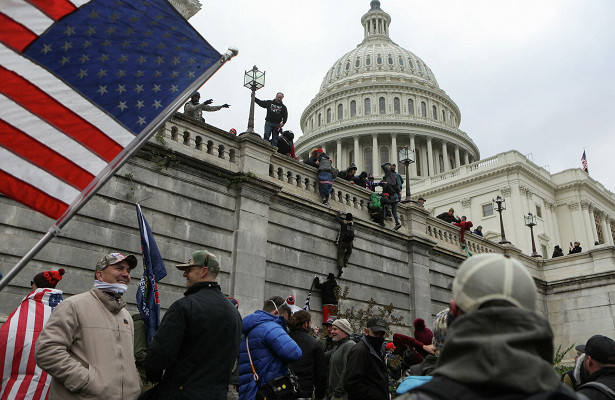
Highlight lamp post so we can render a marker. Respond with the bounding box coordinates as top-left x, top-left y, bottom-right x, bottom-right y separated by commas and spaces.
241, 65, 265, 135
524, 212, 541, 258
493, 195, 510, 244
398, 146, 415, 203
